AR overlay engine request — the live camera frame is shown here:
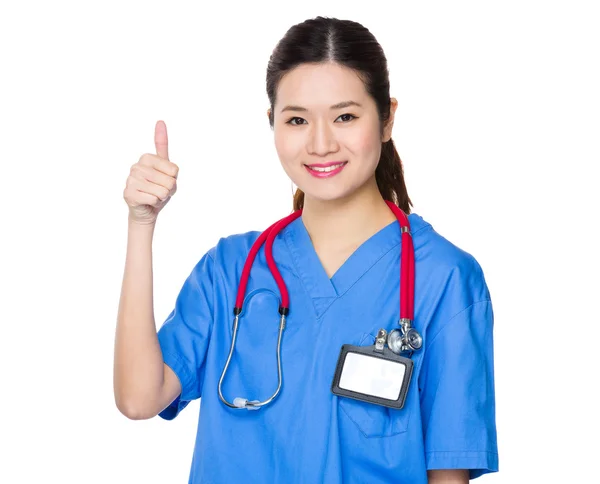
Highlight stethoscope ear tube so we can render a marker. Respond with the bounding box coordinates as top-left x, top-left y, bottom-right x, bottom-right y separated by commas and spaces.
218, 310, 289, 410
218, 211, 302, 410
